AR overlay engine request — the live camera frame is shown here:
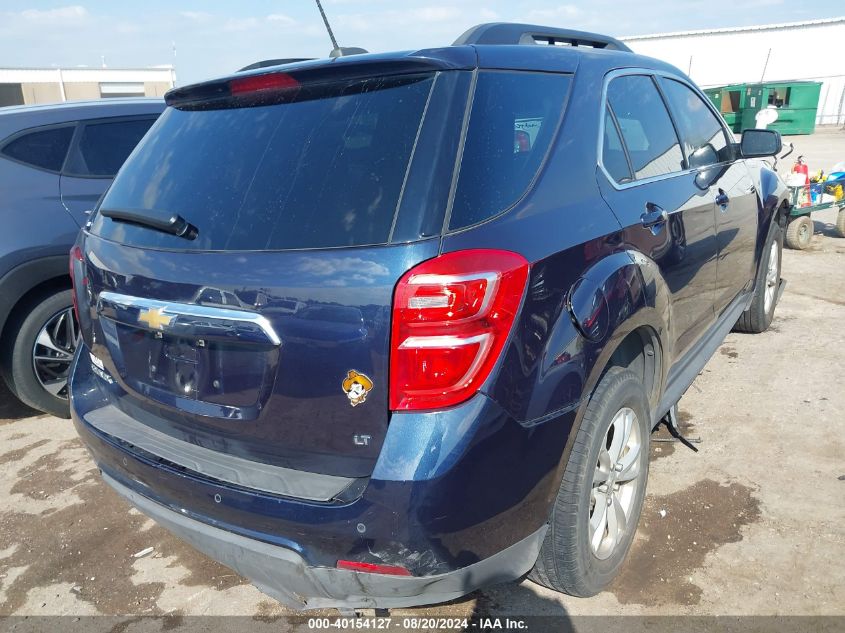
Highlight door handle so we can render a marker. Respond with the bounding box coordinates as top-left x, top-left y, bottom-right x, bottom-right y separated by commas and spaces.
715, 188, 730, 211
641, 203, 668, 234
